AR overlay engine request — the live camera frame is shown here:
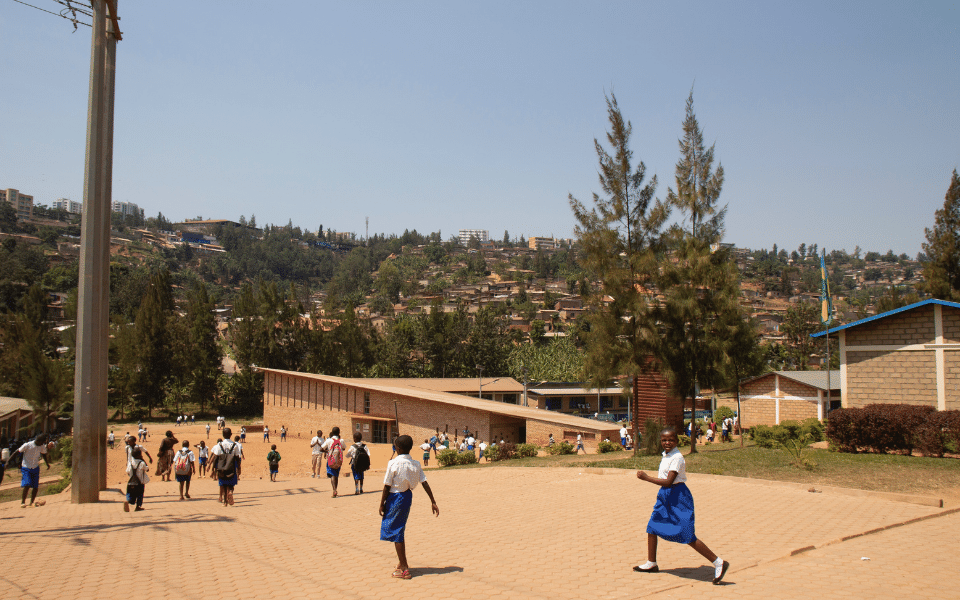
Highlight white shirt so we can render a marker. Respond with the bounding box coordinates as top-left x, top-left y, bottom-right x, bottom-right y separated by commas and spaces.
126, 444, 147, 467
346, 443, 367, 462
176, 448, 196, 463
466, 436, 475, 446
657, 448, 687, 483
18, 441, 47, 469
126, 459, 150, 484
479, 442, 488, 451
197, 446, 209, 458
310, 436, 324, 455
108, 432, 115, 442
620, 427, 628, 438
420, 443, 431, 452
320, 436, 341, 452
210, 439, 241, 460
383, 454, 427, 493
